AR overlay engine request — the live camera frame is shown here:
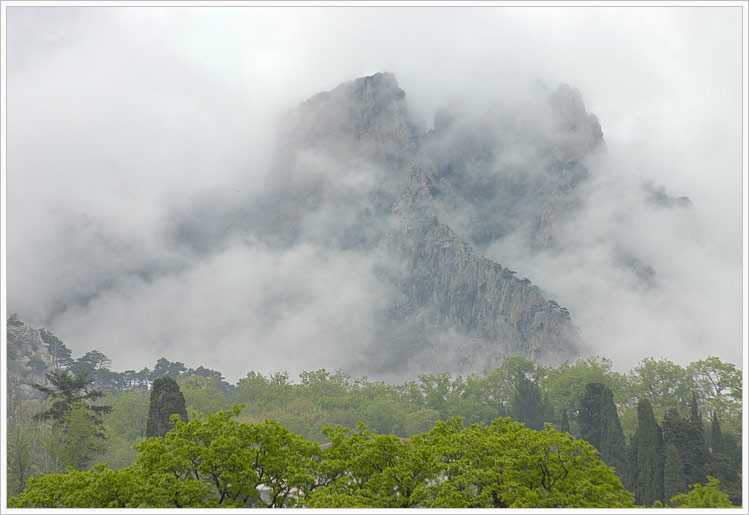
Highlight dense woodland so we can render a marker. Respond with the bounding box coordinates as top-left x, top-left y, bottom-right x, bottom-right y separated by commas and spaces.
6, 316, 743, 507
